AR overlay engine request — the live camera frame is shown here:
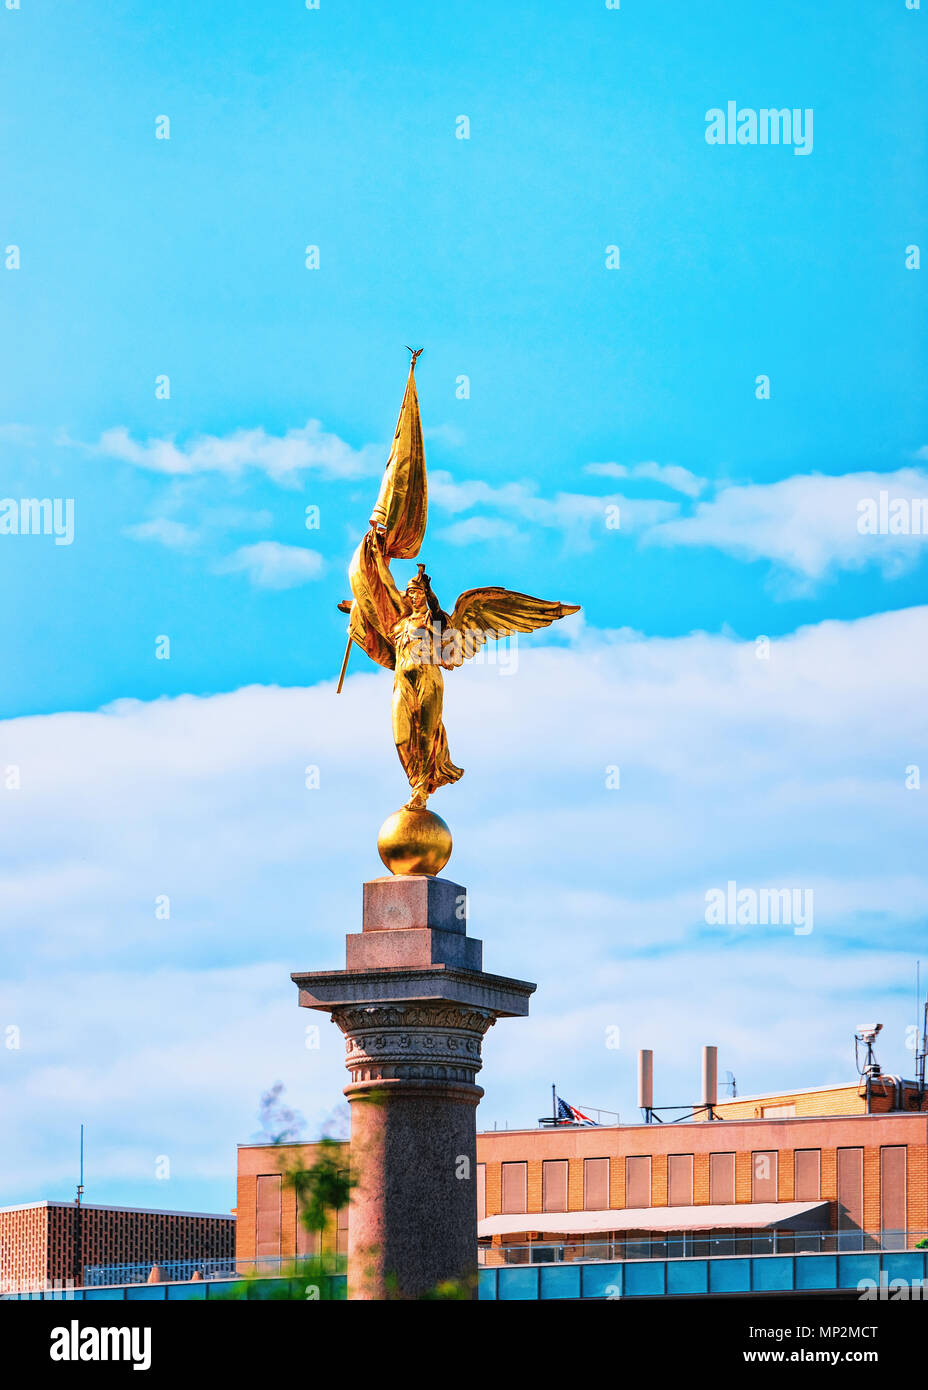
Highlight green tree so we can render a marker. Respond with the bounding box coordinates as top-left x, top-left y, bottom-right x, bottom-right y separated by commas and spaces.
220, 1090, 354, 1300
282, 1137, 355, 1251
